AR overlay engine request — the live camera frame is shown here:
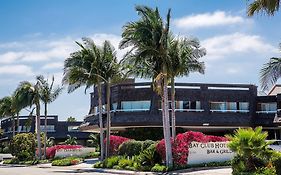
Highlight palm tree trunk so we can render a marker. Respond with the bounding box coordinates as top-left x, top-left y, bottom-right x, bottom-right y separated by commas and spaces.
17, 113, 20, 134
12, 115, 15, 137
163, 66, 173, 167
35, 101, 42, 159
43, 102, 47, 159
105, 79, 111, 158
97, 83, 105, 160
171, 77, 176, 138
